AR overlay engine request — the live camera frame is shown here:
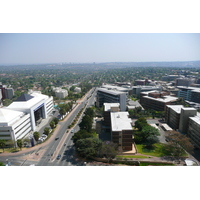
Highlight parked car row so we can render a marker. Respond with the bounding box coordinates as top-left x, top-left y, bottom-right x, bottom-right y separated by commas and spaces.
38, 134, 48, 143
